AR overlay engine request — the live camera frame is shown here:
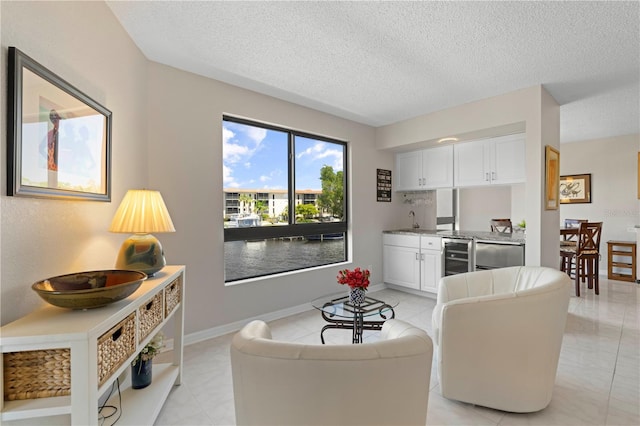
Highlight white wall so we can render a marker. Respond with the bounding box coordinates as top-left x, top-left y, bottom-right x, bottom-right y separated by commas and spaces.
456, 184, 527, 232
1, 1, 149, 324
511, 183, 527, 227
559, 133, 640, 274
458, 186, 512, 231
